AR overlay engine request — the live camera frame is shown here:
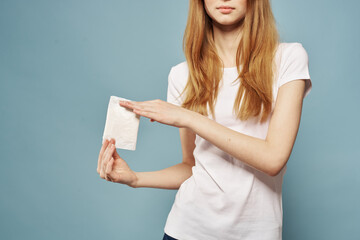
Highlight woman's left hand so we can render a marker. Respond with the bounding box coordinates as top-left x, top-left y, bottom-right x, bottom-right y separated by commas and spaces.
119, 99, 193, 128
